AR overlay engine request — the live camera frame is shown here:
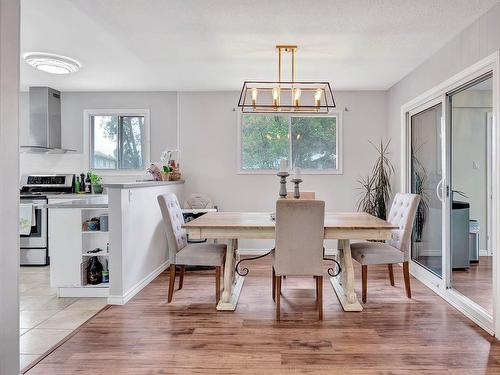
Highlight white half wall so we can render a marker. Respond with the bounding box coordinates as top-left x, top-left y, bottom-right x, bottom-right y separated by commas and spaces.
0, 0, 20, 373
107, 183, 184, 304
